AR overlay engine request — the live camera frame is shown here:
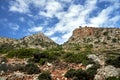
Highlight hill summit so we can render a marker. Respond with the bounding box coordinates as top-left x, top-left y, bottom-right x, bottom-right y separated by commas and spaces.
65, 26, 120, 50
